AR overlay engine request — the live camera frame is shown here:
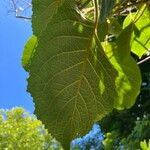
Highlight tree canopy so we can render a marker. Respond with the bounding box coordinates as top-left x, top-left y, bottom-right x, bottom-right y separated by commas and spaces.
0, 107, 62, 150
